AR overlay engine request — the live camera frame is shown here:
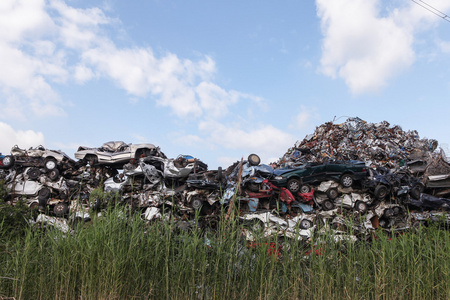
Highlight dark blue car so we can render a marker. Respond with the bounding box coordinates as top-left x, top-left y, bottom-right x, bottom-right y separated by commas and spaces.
271, 160, 369, 193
